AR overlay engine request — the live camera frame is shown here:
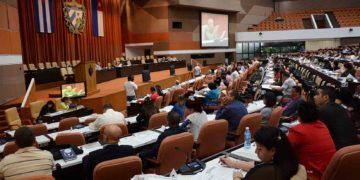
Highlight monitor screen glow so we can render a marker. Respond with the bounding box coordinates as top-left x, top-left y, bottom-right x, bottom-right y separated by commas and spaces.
61, 82, 87, 98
